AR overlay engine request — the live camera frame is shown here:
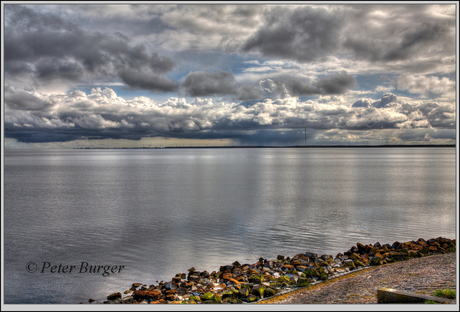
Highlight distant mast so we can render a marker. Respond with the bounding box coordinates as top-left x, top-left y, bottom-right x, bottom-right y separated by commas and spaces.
305, 127, 307, 146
